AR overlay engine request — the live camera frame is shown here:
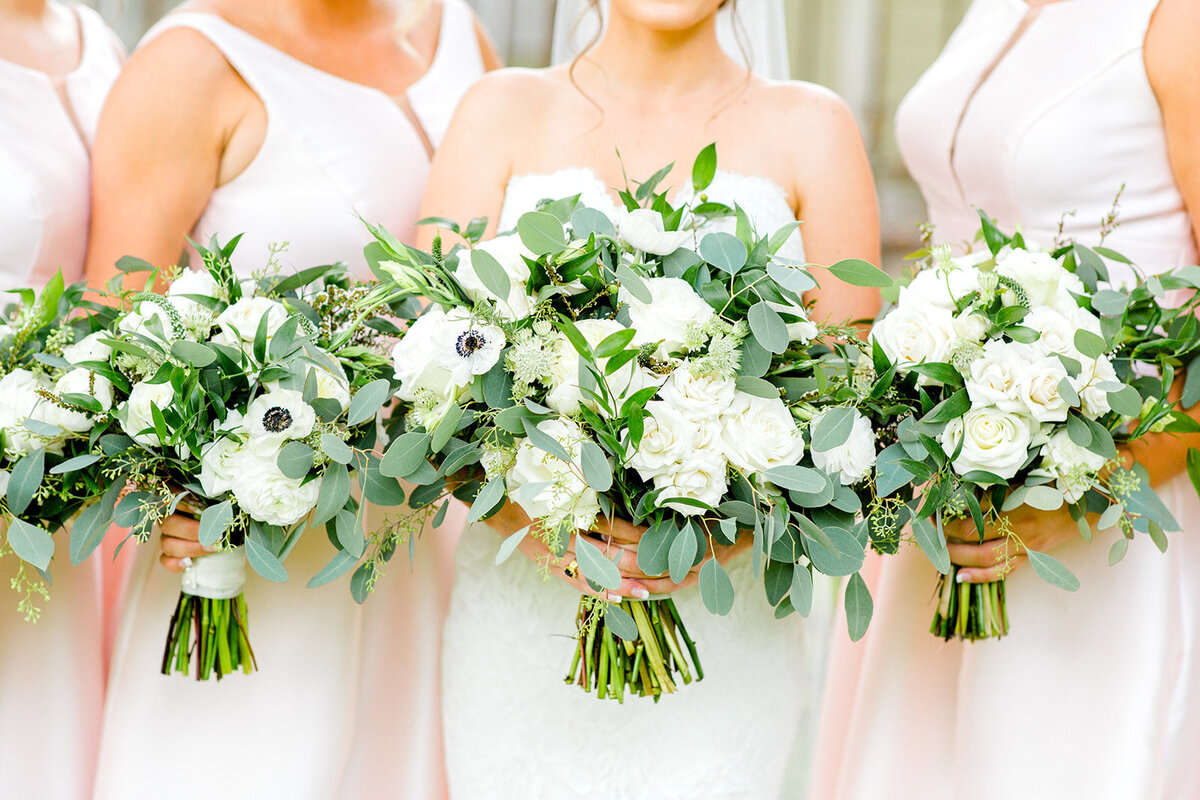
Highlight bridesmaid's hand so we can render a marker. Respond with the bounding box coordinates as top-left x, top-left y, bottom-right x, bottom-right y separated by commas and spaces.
944, 505, 1081, 583
157, 513, 213, 573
